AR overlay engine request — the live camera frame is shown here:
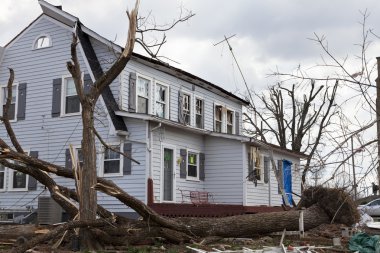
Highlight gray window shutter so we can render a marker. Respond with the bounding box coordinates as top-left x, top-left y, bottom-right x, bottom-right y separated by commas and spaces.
123, 143, 132, 175
247, 151, 254, 181
277, 160, 283, 194
235, 112, 240, 135
28, 151, 38, 190
199, 152, 205, 181
264, 156, 269, 183
179, 149, 187, 178
65, 149, 72, 170
17, 83, 27, 120
52, 78, 62, 117
201, 101, 205, 129
128, 72, 136, 112
83, 73, 92, 95
178, 91, 184, 123
213, 103, 215, 131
